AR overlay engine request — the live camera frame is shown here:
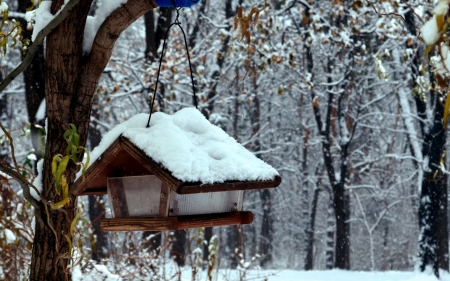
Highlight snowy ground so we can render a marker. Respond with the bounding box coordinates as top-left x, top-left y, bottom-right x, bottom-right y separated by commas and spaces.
73, 264, 450, 281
